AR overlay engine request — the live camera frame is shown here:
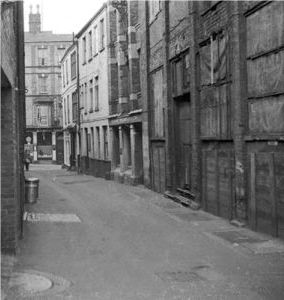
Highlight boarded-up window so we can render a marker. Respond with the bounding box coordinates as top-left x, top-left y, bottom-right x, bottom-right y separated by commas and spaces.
246, 2, 284, 134
246, 2, 284, 57
248, 95, 284, 134
150, 69, 165, 138
172, 50, 190, 97
200, 31, 228, 86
